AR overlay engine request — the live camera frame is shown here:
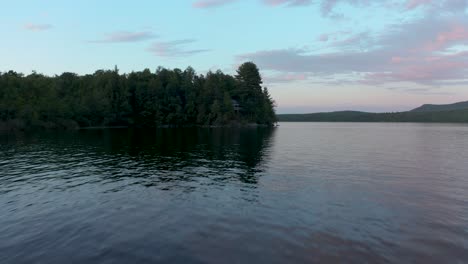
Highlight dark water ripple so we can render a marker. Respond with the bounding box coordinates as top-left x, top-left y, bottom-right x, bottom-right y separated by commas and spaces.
1, 123, 467, 263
